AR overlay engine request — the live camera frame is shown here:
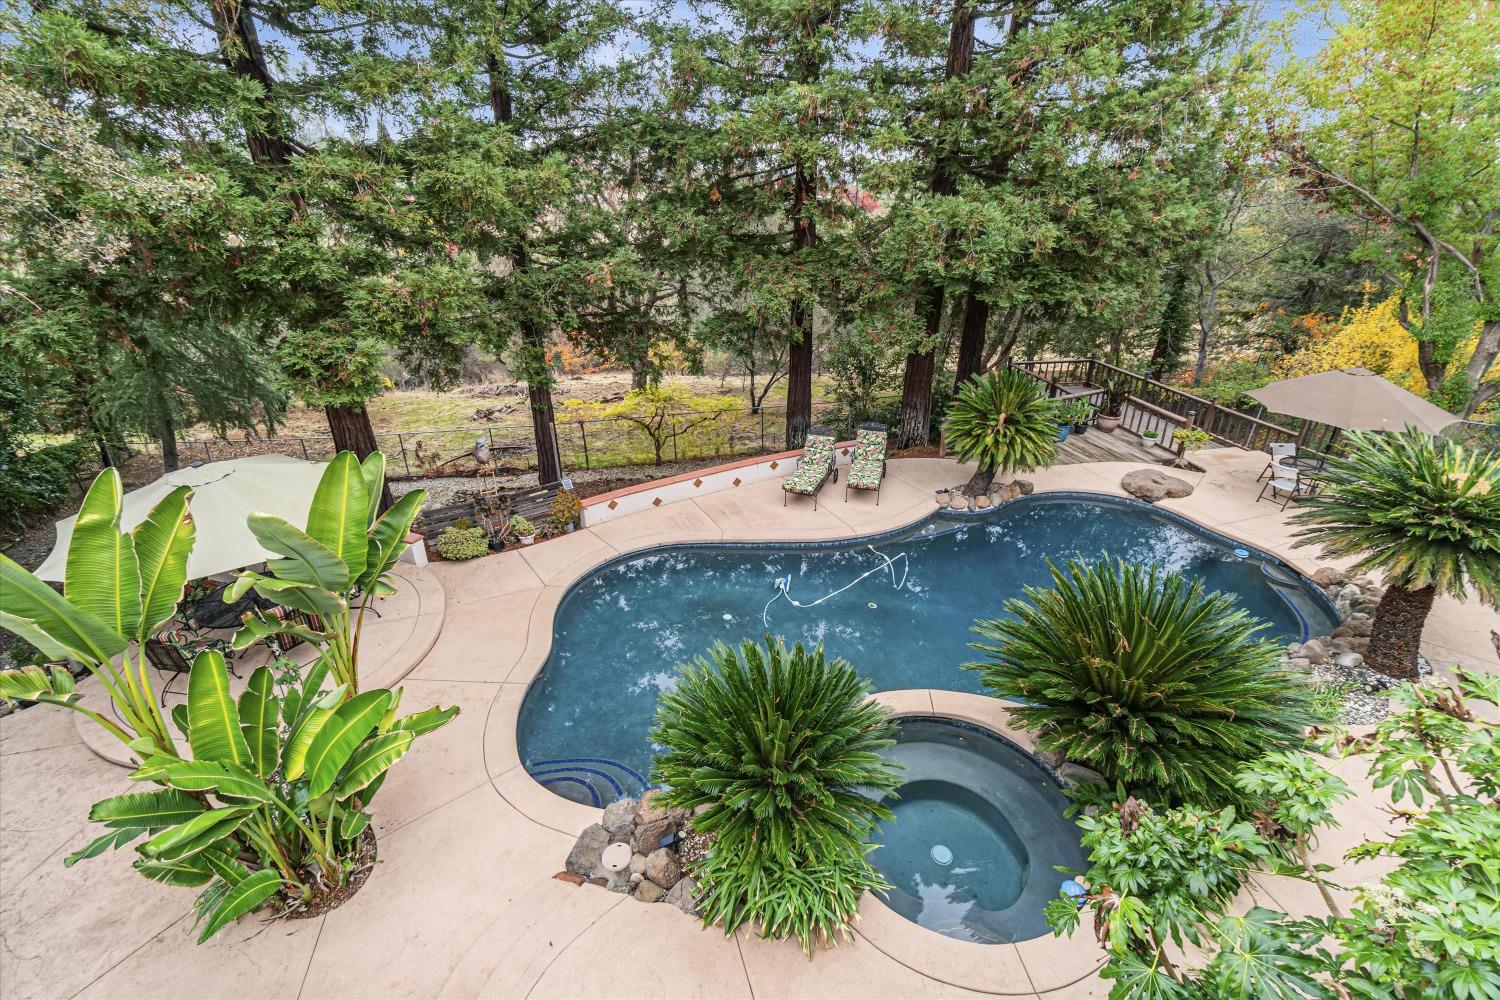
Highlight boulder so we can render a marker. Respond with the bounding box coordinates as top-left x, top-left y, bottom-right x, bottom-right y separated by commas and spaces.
1120, 469, 1194, 504
629, 853, 648, 876
1037, 749, 1066, 770
1334, 651, 1365, 670
565, 824, 611, 876
602, 798, 637, 836
949, 495, 967, 510
1311, 567, 1346, 587
1302, 639, 1330, 665
634, 879, 667, 904
632, 817, 677, 854
605, 871, 633, 893
633, 790, 671, 828
644, 847, 683, 888
1335, 584, 1362, 617
1284, 657, 1312, 671
1058, 762, 1107, 789
664, 876, 698, 916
